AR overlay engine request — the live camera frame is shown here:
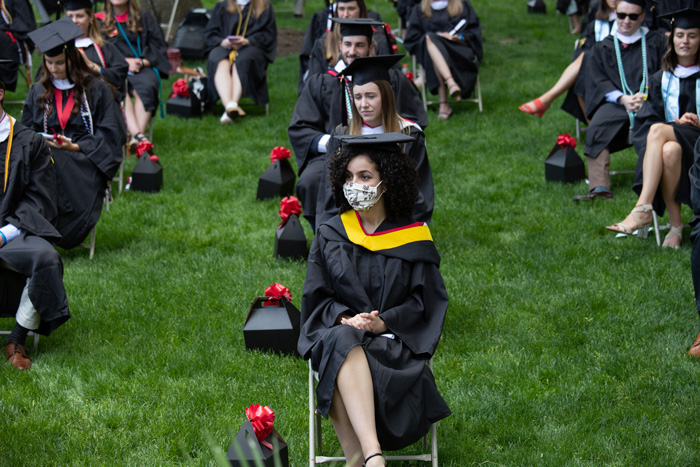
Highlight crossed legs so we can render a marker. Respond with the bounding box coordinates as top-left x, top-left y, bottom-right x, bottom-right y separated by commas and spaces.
329, 346, 384, 467
124, 90, 152, 142
425, 35, 460, 118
